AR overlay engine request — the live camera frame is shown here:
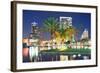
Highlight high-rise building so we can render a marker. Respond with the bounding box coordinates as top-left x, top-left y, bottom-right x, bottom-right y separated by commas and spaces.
29, 22, 39, 46
81, 29, 89, 40
28, 22, 40, 61
60, 17, 72, 29
31, 22, 39, 39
